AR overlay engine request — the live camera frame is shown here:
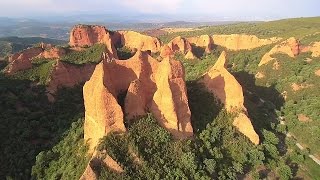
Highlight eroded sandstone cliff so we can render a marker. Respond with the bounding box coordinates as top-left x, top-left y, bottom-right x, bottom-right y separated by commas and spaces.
167, 36, 196, 59
187, 35, 214, 53
83, 51, 193, 152
69, 25, 118, 58
259, 37, 300, 66
113, 30, 162, 53
212, 34, 281, 51
201, 51, 259, 145
5, 47, 43, 74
